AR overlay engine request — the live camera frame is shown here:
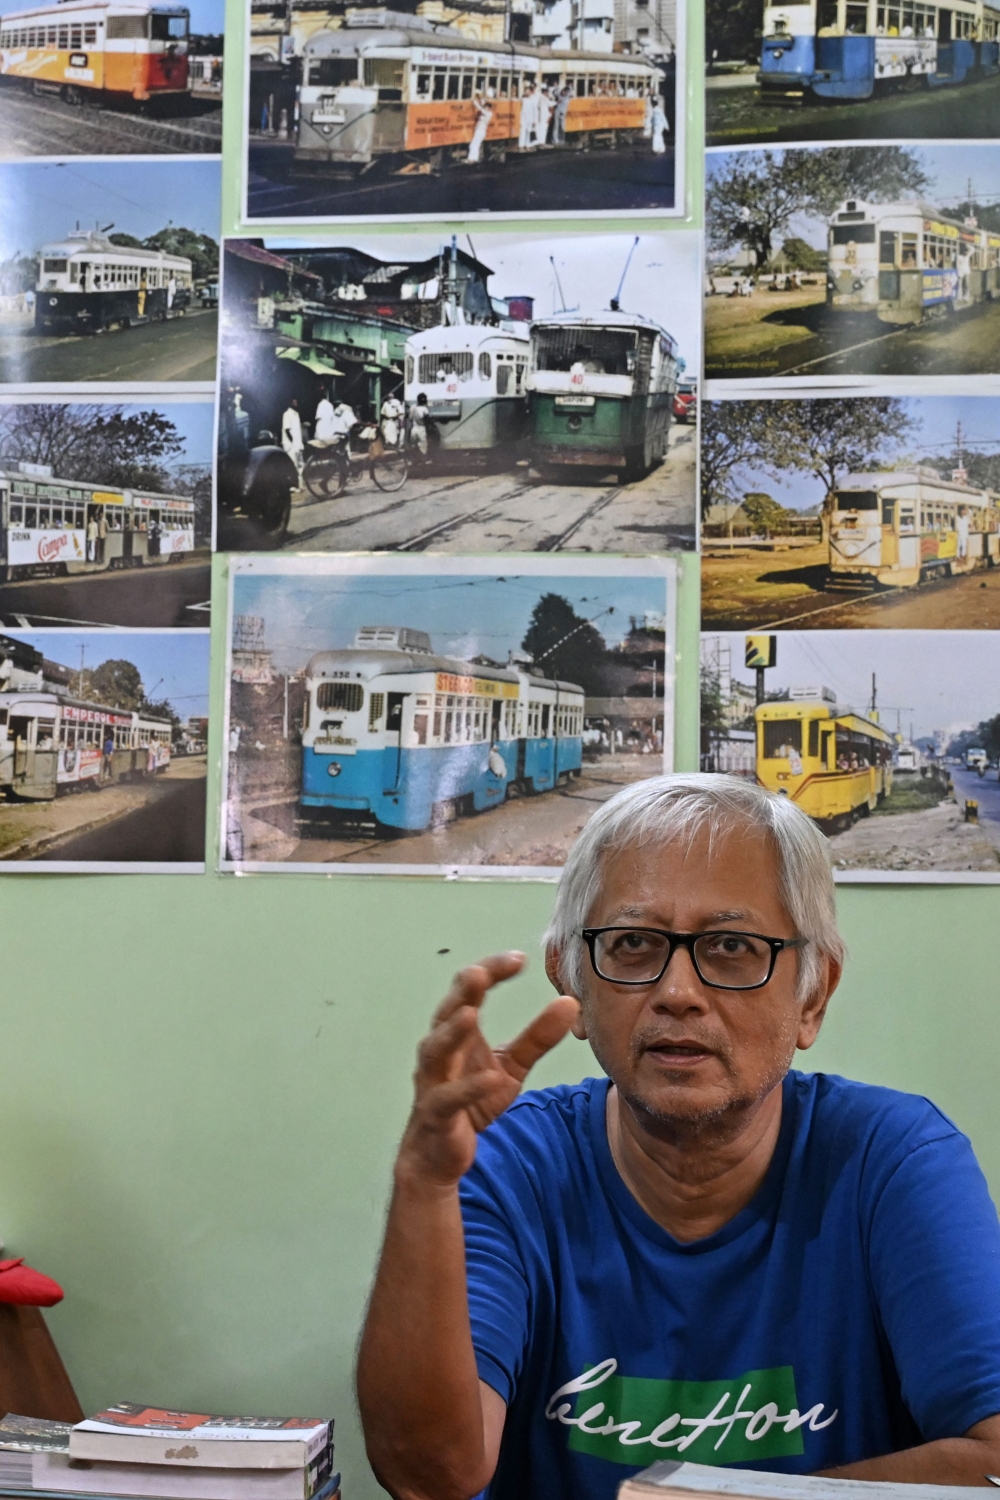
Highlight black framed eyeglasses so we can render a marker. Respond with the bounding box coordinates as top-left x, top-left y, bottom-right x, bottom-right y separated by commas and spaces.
580, 927, 807, 991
